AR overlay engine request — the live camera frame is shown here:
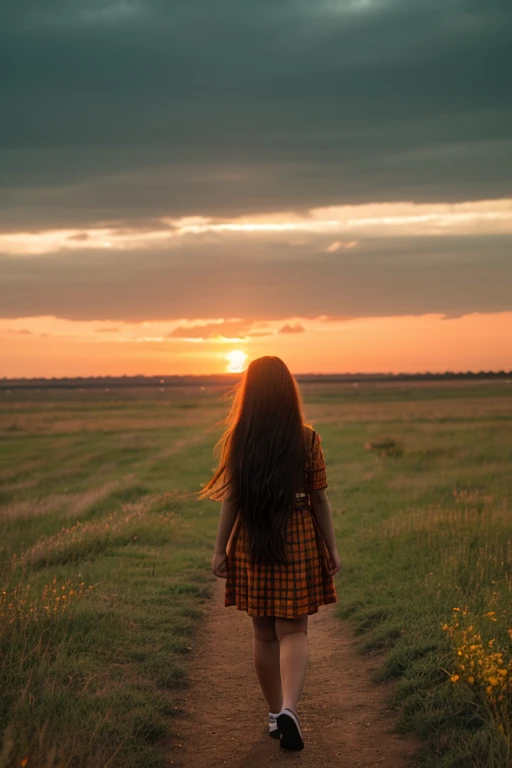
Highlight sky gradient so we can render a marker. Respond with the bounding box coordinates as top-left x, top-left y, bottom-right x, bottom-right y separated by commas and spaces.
1, 0, 511, 375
